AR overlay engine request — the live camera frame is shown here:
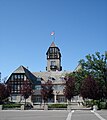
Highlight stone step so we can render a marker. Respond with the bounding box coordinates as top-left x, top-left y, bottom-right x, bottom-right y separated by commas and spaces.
67, 103, 91, 110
